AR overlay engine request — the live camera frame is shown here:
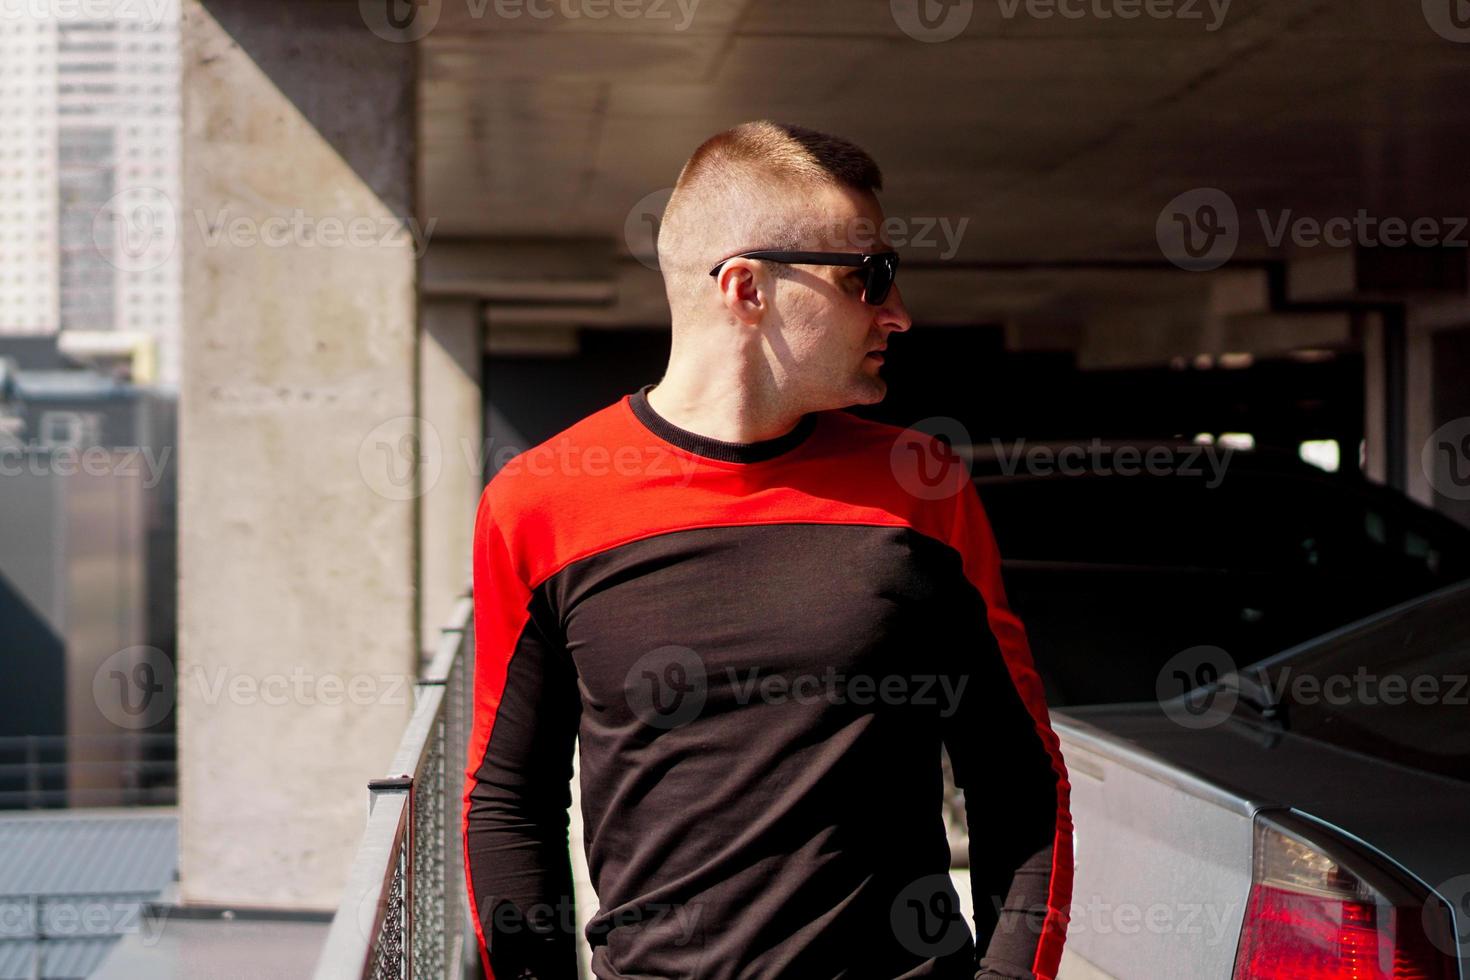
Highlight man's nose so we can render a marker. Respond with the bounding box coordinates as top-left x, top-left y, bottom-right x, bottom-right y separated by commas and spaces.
877, 284, 913, 333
